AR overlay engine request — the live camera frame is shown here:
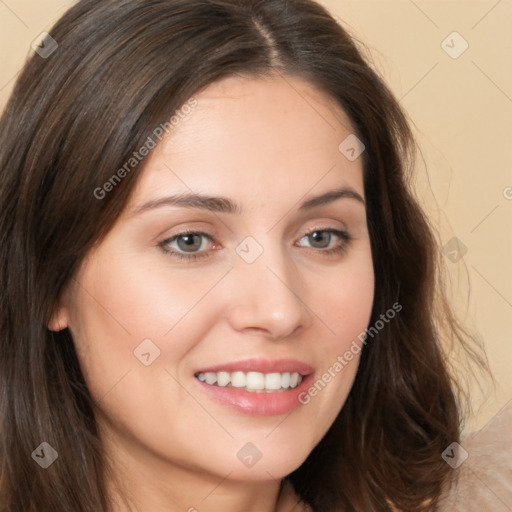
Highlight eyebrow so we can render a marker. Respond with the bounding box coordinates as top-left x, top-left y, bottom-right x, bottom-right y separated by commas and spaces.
131, 186, 365, 216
